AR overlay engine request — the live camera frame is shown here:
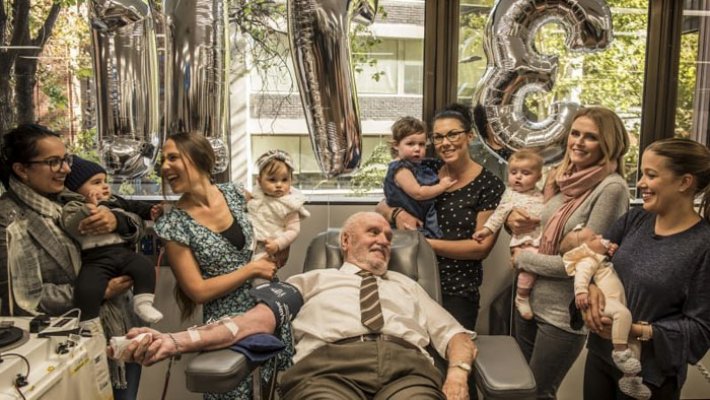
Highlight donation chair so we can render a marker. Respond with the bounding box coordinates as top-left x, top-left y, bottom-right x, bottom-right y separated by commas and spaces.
185, 229, 536, 399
